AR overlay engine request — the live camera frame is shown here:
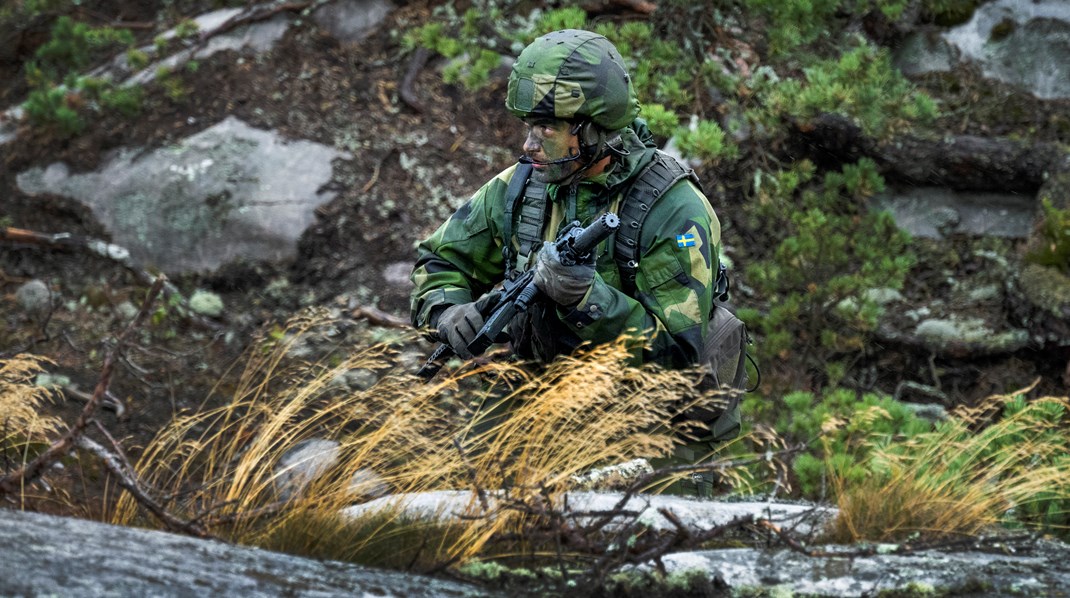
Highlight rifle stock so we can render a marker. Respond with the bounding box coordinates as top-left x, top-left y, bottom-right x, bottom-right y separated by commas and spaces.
417, 213, 620, 380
